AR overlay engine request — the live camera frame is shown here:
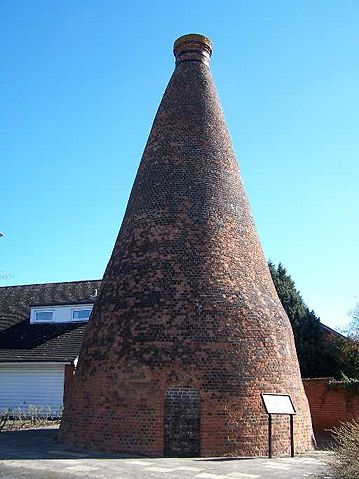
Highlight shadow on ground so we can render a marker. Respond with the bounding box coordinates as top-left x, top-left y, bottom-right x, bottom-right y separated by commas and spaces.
195, 457, 258, 462
0, 428, 139, 460
0, 428, 334, 462
315, 431, 336, 451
